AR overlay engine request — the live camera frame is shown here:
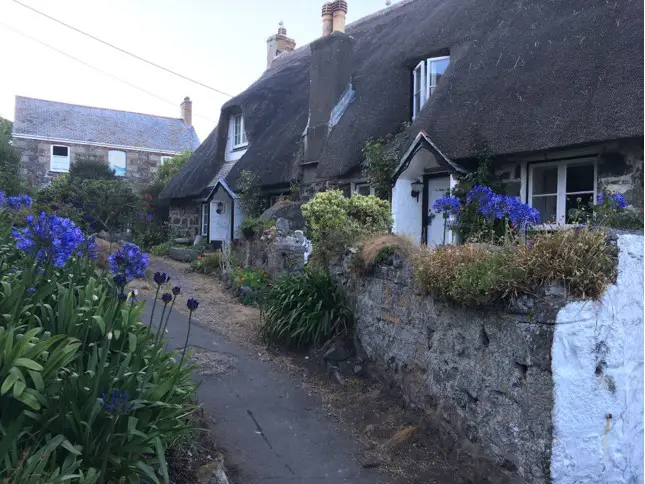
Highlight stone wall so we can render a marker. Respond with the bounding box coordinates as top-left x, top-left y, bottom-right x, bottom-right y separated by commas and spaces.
13, 138, 169, 188
169, 202, 200, 239
336, 233, 644, 483
338, 255, 562, 483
